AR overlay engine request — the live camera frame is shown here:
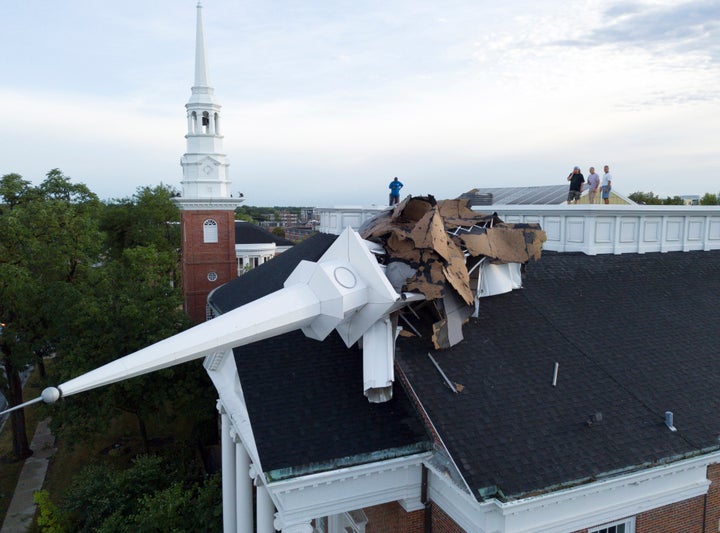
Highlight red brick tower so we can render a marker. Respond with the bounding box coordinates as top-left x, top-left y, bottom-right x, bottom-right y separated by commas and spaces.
173, 2, 242, 323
